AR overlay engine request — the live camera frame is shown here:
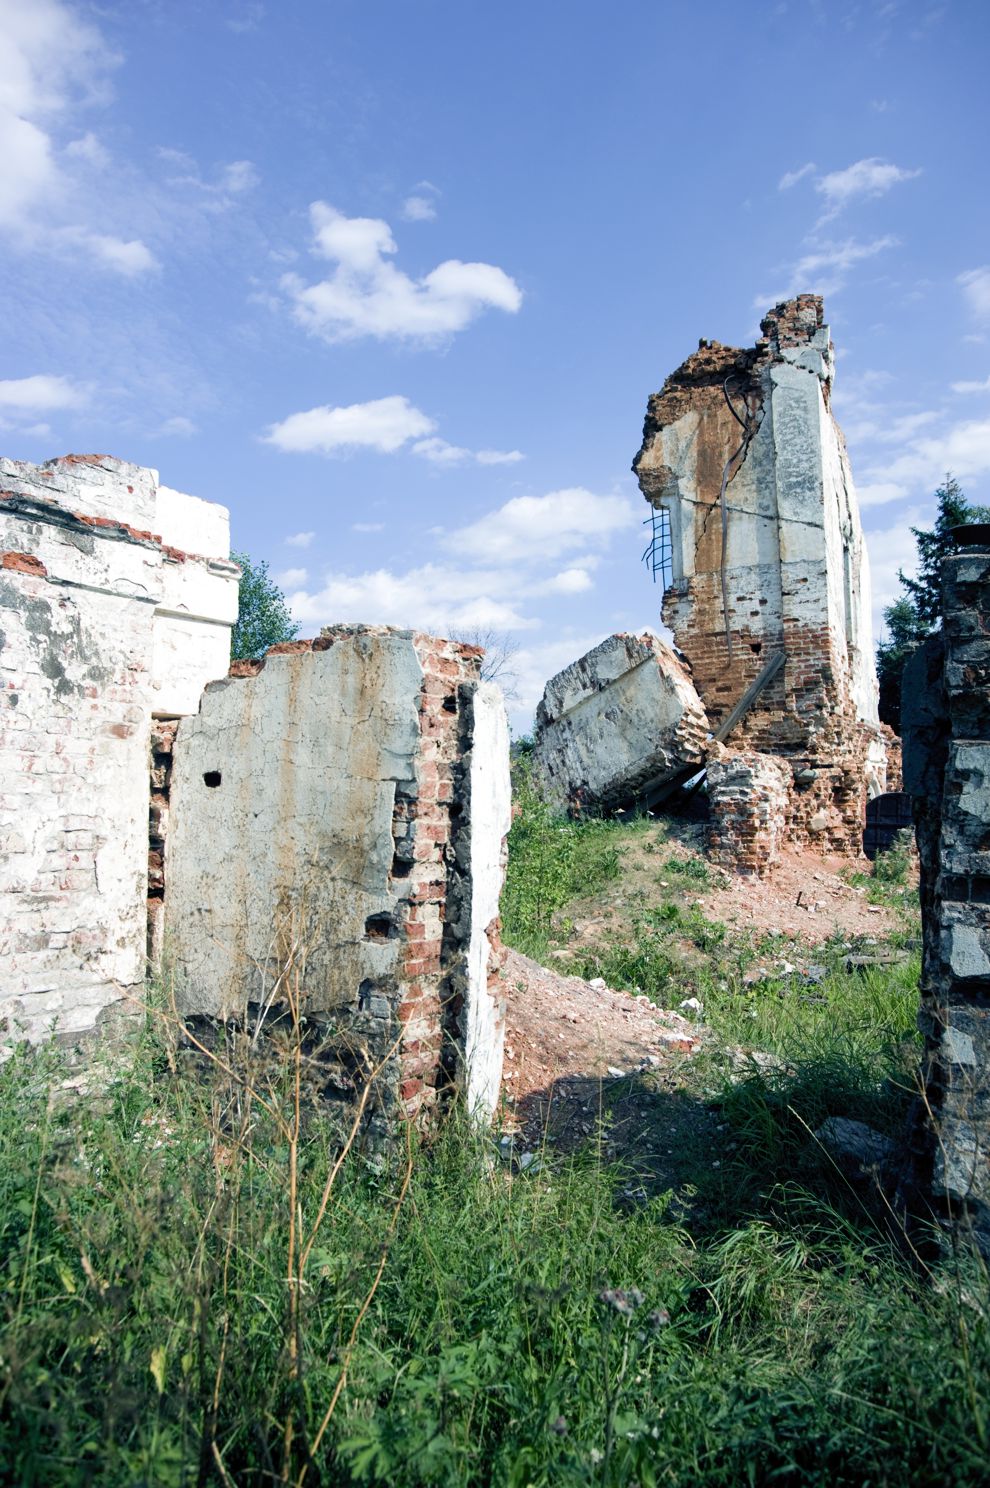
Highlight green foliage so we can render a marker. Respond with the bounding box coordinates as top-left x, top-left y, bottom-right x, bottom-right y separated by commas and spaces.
876, 596, 930, 733
1, 980, 988, 1488
898, 475, 988, 629
876, 477, 990, 730
500, 768, 624, 959
230, 549, 299, 661
663, 854, 712, 886
872, 829, 913, 887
